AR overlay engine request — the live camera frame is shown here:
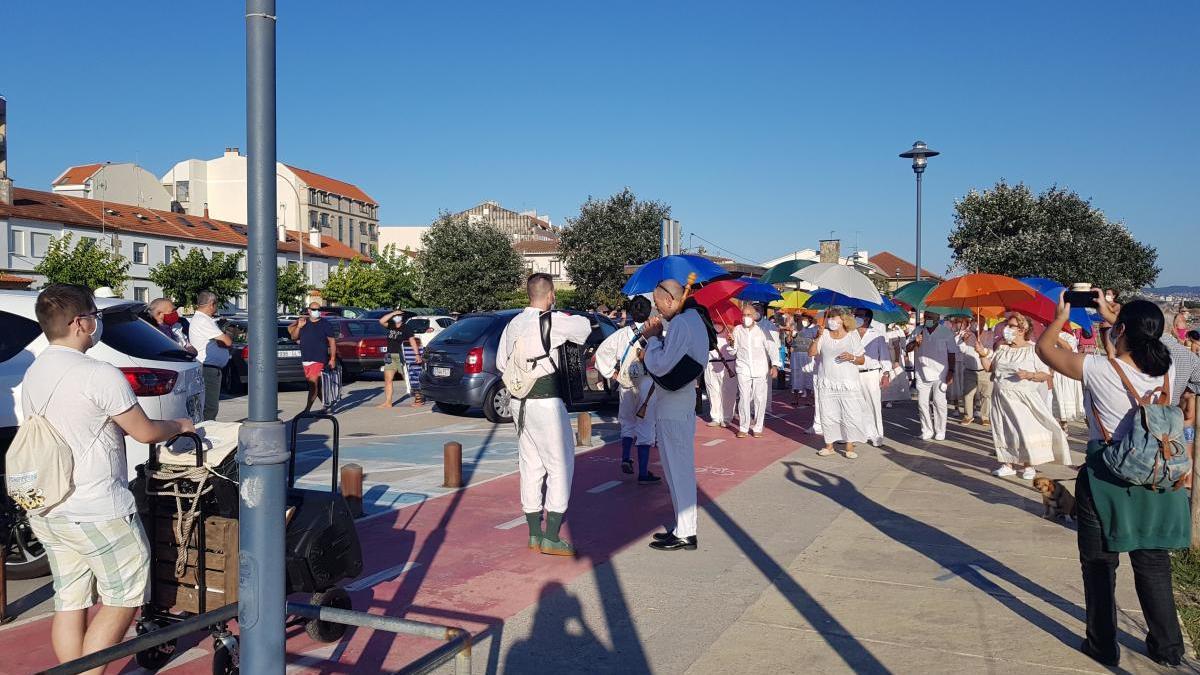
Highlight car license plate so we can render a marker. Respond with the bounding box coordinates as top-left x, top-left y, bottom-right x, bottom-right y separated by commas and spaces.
280, 350, 300, 358
187, 394, 203, 423
433, 366, 451, 377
